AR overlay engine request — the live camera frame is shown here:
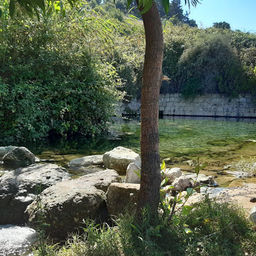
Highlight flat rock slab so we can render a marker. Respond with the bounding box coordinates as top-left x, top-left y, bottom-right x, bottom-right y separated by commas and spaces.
0, 225, 37, 256
0, 163, 70, 224
68, 155, 103, 171
26, 169, 121, 239
107, 182, 140, 216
